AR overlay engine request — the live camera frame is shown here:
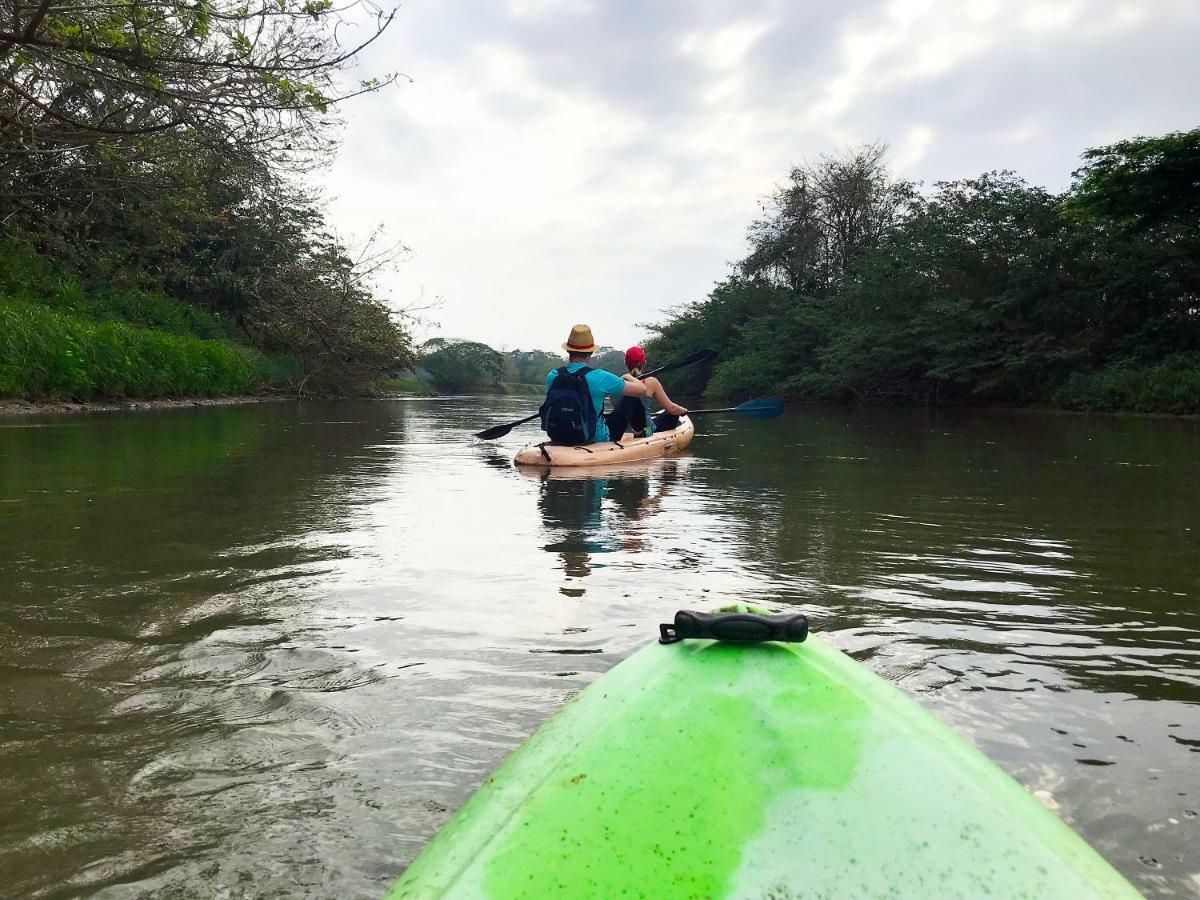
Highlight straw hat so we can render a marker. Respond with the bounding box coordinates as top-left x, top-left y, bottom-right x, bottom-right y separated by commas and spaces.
562, 324, 598, 354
